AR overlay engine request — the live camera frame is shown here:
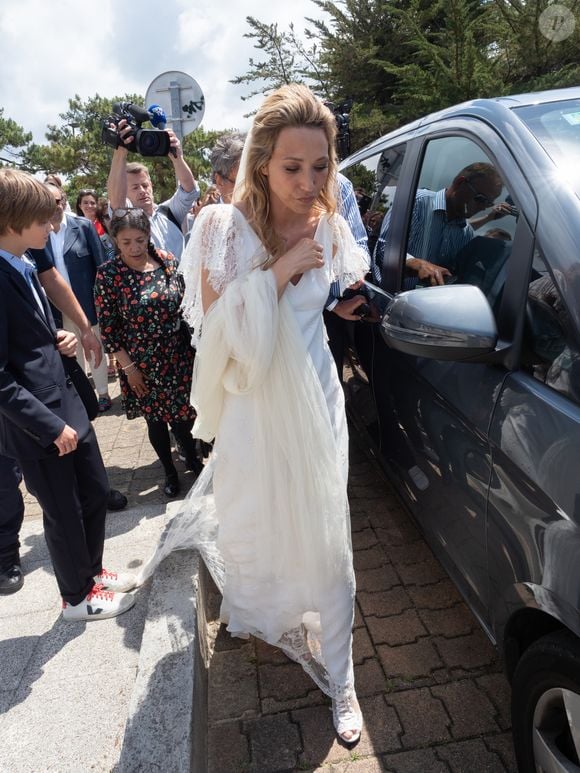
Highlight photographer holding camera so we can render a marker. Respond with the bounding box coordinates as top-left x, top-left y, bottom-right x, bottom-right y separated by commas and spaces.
107, 114, 199, 260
